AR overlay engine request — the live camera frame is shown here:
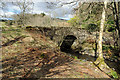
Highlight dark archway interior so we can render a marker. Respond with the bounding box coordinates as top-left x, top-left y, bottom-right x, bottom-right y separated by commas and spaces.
60, 35, 77, 53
